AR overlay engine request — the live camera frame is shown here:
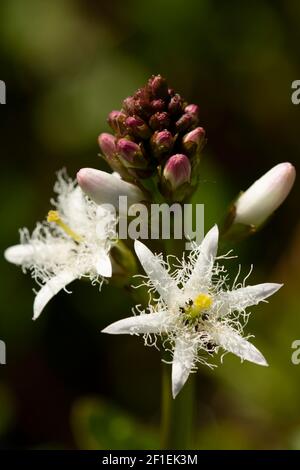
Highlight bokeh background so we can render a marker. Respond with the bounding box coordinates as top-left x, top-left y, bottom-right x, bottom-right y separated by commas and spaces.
0, 0, 299, 449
